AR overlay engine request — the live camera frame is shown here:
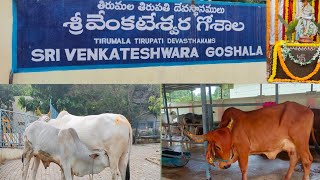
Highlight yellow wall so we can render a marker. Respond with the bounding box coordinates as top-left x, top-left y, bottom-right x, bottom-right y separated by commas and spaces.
0, 0, 267, 84
0, 0, 12, 84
